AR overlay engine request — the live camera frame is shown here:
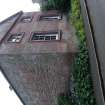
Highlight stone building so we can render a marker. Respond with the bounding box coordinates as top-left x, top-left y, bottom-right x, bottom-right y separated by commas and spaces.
0, 10, 78, 105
